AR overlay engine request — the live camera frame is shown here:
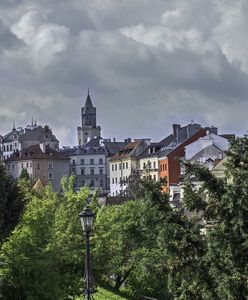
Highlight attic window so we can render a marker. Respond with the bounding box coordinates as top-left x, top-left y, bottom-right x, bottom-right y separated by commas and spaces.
49, 152, 53, 156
